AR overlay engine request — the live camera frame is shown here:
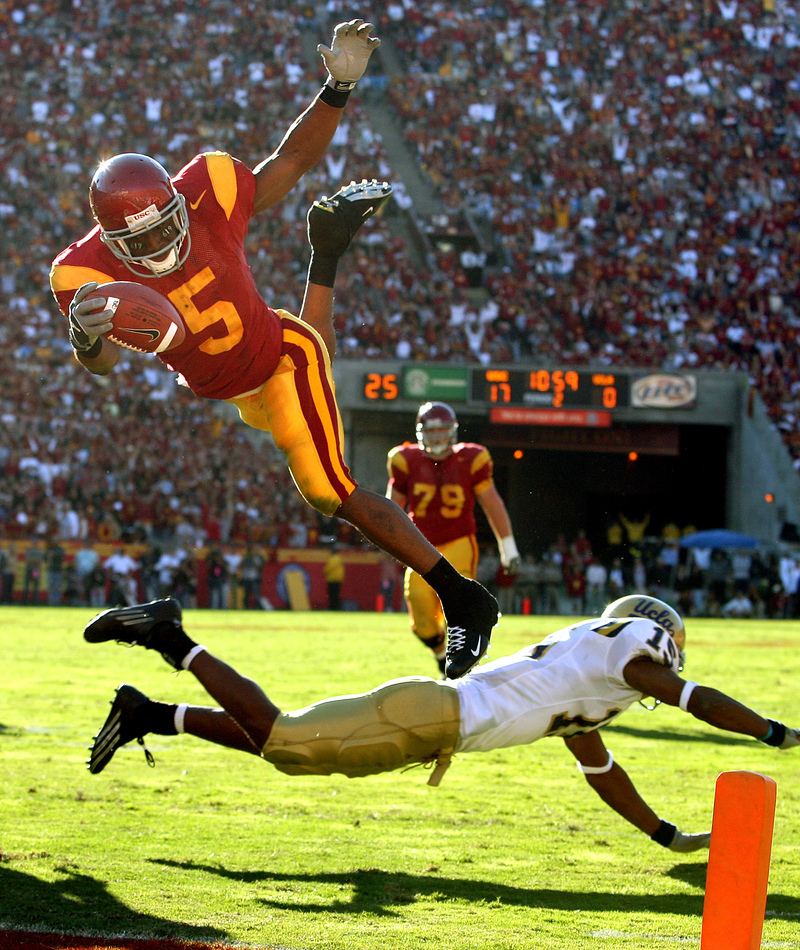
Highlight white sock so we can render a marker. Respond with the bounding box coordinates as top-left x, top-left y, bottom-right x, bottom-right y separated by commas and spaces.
174, 703, 188, 734
181, 643, 207, 670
